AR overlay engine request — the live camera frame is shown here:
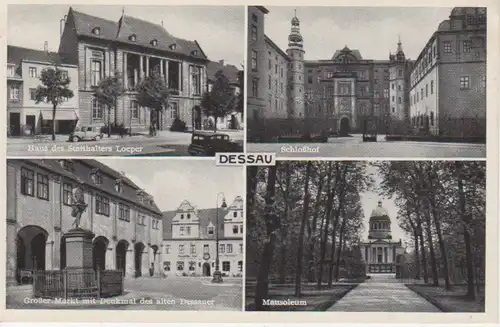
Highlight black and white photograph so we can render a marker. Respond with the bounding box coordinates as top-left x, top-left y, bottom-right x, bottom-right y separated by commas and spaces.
246, 161, 486, 312
6, 159, 243, 310
247, 6, 486, 158
7, 5, 244, 157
